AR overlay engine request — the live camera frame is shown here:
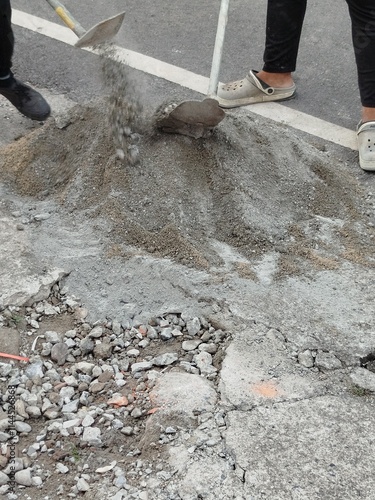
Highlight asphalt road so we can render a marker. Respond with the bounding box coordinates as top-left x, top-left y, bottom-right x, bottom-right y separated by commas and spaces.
11, 0, 360, 130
